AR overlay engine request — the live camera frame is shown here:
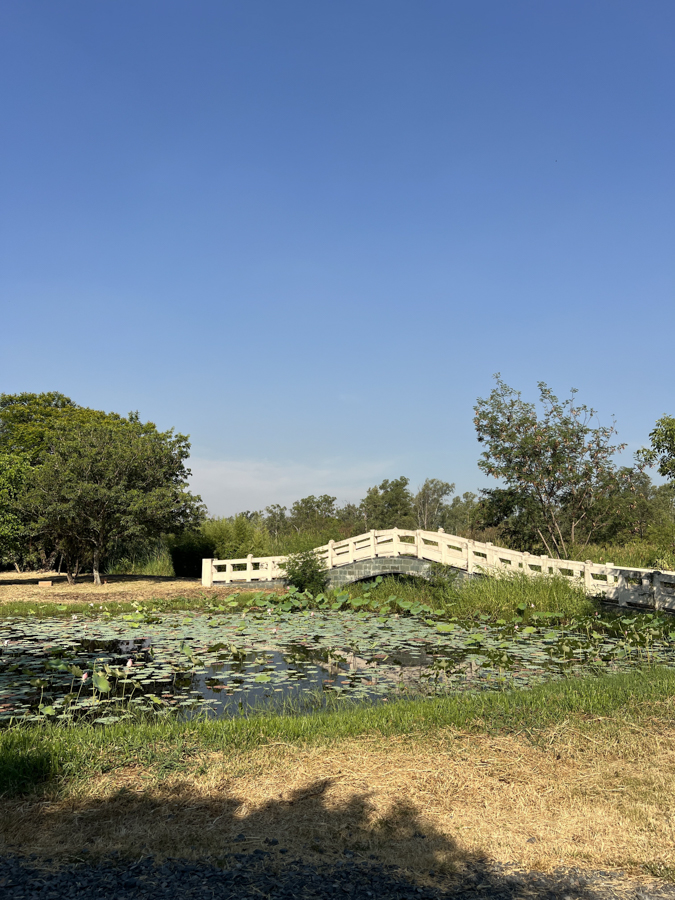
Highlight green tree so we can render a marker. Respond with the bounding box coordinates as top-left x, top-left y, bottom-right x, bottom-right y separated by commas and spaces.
360, 477, 415, 529
0, 452, 29, 565
641, 415, 675, 482
414, 478, 455, 530
264, 504, 288, 539
288, 495, 338, 533
279, 549, 328, 594
22, 413, 204, 584
474, 376, 626, 557
440, 491, 480, 537
0, 392, 84, 463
